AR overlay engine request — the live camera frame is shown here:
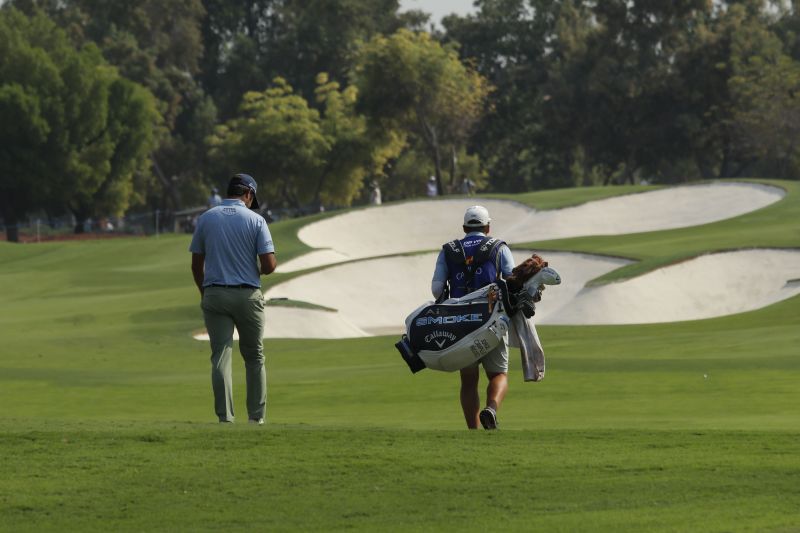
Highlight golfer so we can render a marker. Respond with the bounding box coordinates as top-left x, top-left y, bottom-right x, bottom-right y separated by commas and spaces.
190, 173, 277, 424
431, 206, 515, 430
